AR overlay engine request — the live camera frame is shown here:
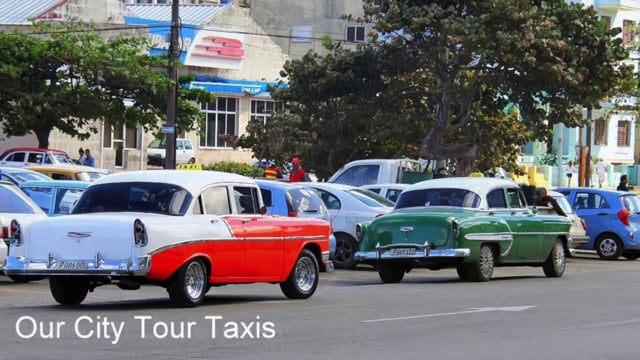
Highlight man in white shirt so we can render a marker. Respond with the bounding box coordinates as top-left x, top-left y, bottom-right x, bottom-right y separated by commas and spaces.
596, 158, 608, 188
